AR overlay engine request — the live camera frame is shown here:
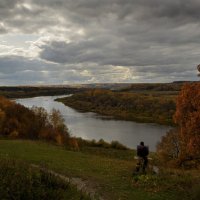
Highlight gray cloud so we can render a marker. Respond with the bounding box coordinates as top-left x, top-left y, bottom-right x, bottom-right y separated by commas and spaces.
0, 0, 199, 85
